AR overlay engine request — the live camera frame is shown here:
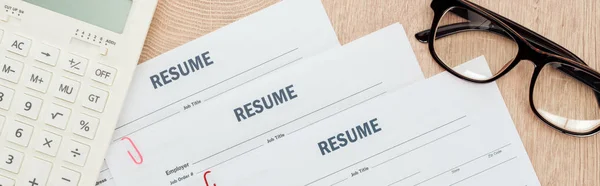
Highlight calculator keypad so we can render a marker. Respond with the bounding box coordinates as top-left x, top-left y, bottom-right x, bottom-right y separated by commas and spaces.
0, 29, 116, 185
